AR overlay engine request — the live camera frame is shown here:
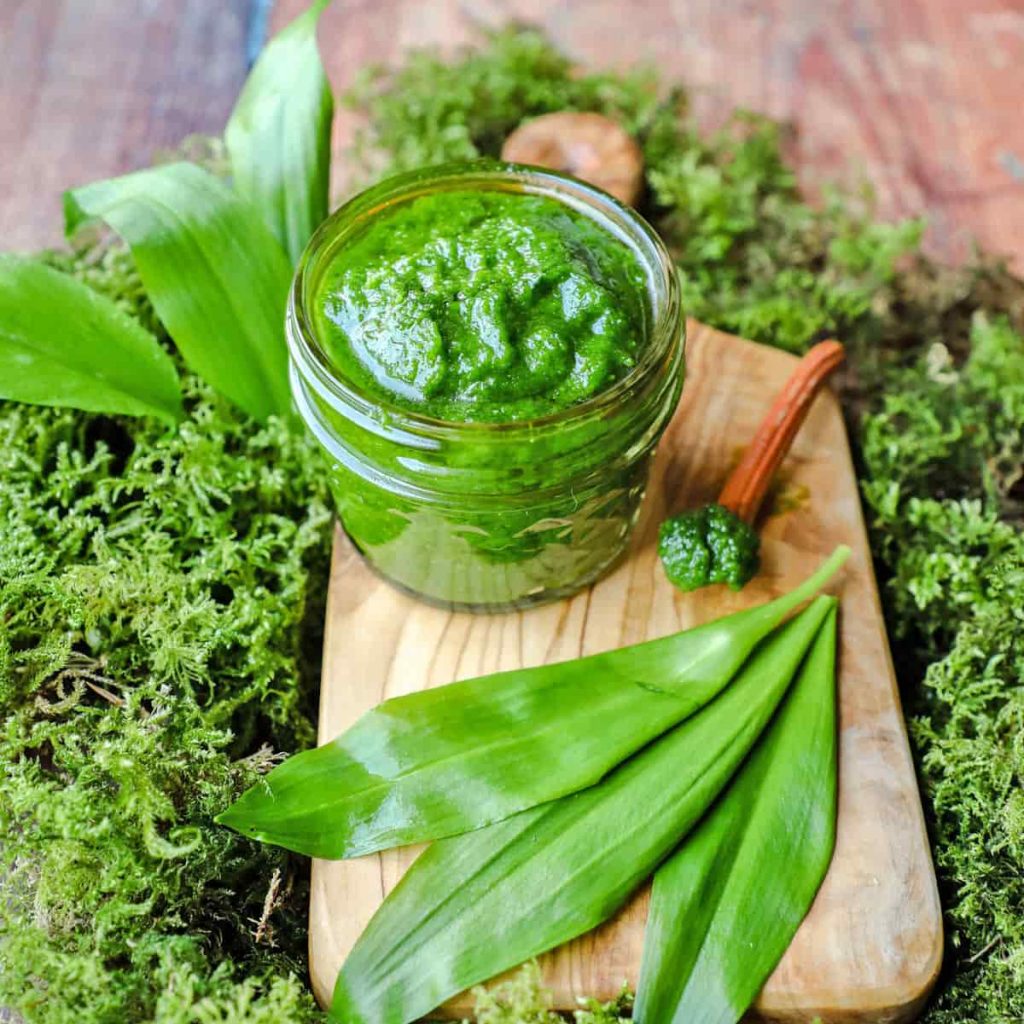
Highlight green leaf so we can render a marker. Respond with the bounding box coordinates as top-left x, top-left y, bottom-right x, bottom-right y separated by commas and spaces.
64, 162, 293, 421
0, 255, 182, 423
218, 549, 850, 858
635, 605, 838, 1024
225, 0, 333, 263
329, 598, 835, 1024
